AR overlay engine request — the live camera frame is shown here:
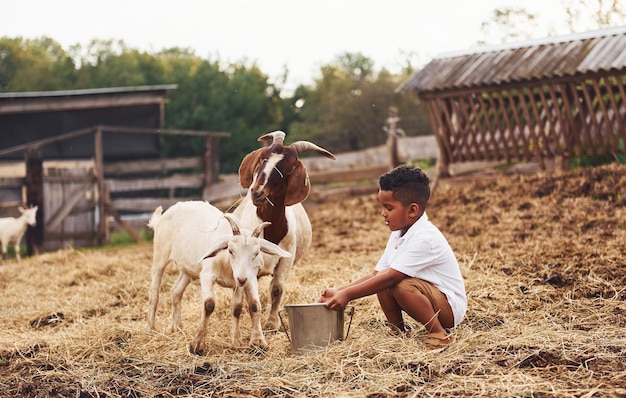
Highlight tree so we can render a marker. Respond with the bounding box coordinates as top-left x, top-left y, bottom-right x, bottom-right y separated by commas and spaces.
162, 58, 285, 173
73, 39, 167, 88
480, 7, 539, 43
562, 0, 626, 30
0, 36, 77, 92
286, 52, 430, 154
481, 0, 626, 43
